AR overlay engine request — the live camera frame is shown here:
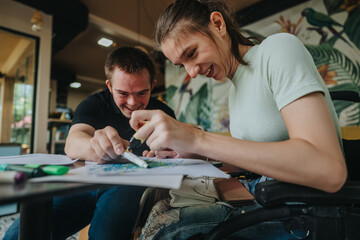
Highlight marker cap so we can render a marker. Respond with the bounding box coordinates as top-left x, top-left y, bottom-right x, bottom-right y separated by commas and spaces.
0, 171, 27, 184
25, 164, 69, 175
